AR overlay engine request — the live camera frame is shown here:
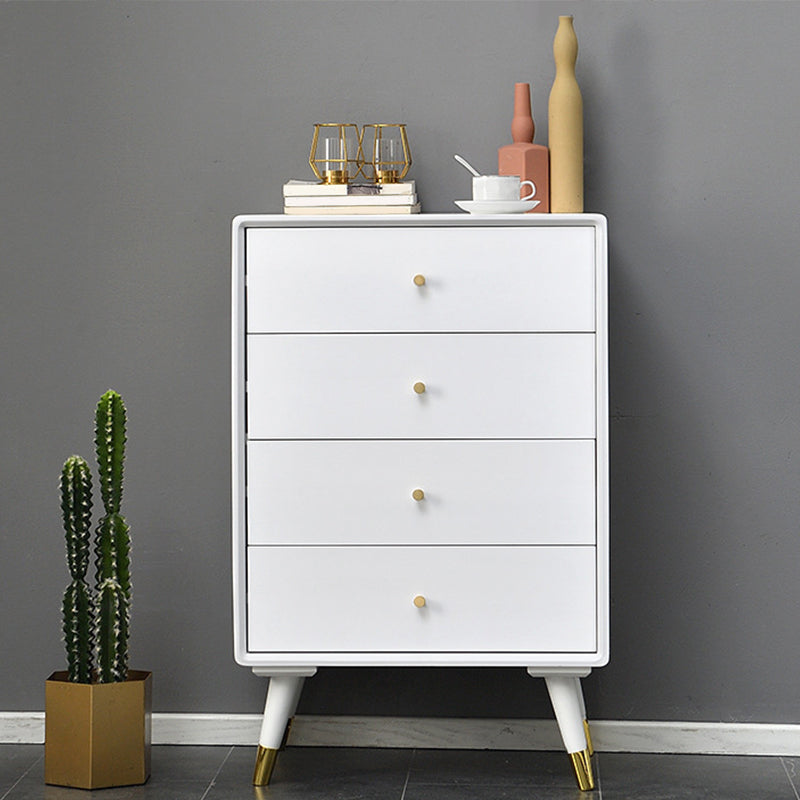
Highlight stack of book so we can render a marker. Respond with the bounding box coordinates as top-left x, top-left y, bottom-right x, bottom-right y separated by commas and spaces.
283, 180, 420, 215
